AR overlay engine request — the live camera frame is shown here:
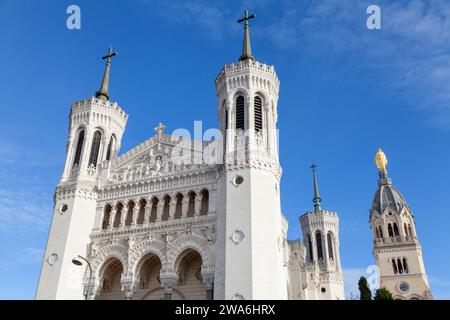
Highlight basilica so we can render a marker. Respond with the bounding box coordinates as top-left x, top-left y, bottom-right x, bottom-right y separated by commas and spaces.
36, 11, 431, 300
